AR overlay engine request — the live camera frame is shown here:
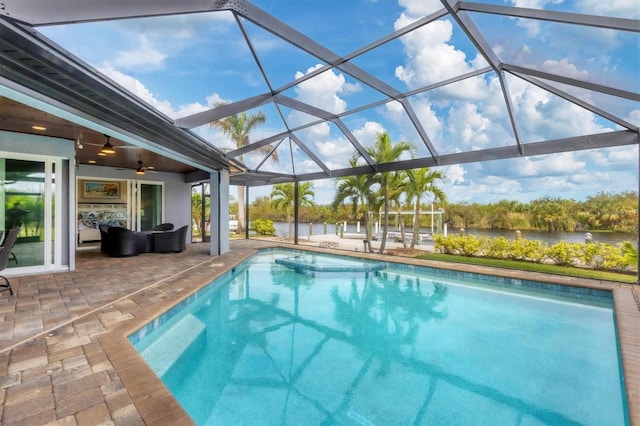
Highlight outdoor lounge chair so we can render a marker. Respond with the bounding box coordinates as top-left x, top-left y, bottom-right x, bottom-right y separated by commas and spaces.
153, 223, 174, 231
153, 225, 187, 253
106, 226, 149, 257
99, 224, 111, 252
0, 226, 21, 295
